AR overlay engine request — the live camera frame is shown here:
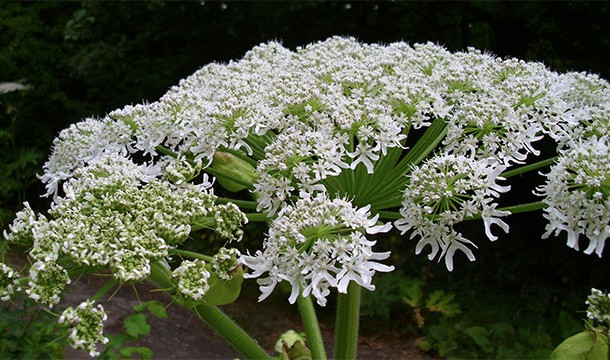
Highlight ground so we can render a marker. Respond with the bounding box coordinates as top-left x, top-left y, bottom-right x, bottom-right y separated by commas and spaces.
62, 275, 433, 360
